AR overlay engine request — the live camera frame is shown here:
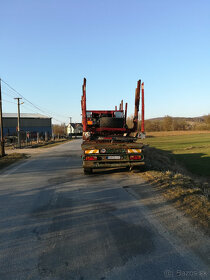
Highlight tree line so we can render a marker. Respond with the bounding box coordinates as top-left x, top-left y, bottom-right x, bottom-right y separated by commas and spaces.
127, 115, 210, 132
52, 115, 210, 134
52, 123, 67, 136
